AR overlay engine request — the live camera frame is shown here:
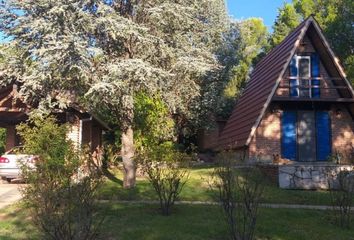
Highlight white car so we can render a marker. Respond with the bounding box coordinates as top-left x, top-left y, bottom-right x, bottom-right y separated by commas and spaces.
0, 147, 37, 182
